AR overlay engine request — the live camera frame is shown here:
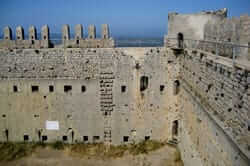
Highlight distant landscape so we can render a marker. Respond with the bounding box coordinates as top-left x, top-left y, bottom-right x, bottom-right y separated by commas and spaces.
0, 33, 164, 47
